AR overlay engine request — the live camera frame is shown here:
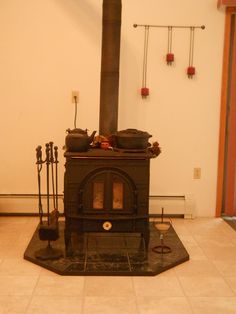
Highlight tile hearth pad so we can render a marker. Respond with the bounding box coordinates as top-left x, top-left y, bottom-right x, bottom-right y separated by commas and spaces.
24, 222, 189, 276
